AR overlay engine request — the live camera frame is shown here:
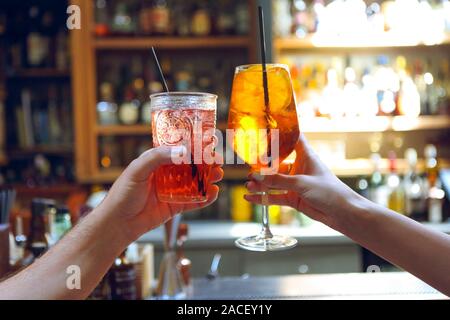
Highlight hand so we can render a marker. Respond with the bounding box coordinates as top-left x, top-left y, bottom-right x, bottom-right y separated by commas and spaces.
99, 146, 223, 242
244, 134, 364, 230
